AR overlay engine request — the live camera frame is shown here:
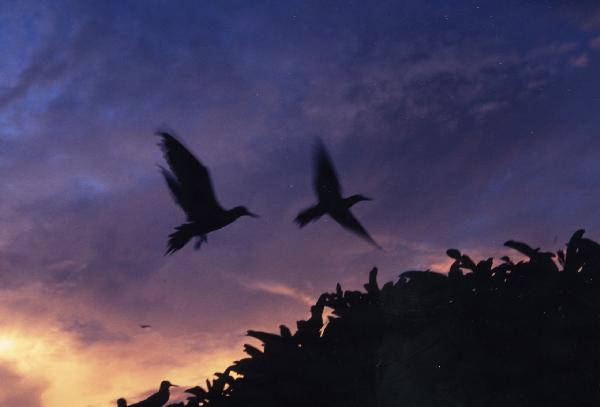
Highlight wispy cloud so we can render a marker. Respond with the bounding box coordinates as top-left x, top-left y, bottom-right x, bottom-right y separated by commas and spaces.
570, 53, 590, 67
240, 279, 315, 306
0, 1, 599, 405
0, 362, 46, 407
